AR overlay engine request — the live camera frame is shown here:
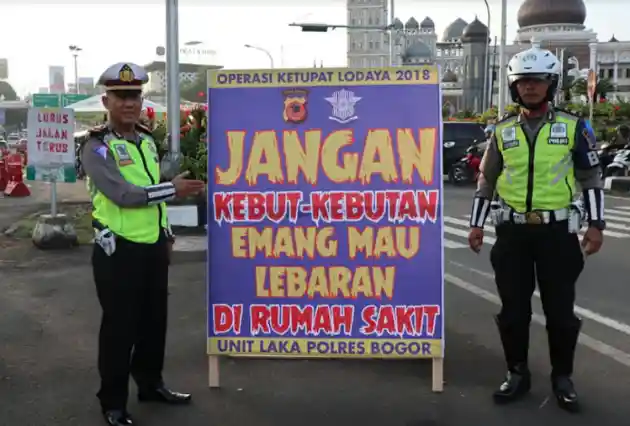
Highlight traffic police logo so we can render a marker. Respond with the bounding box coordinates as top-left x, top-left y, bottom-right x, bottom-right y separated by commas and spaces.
325, 89, 361, 124
114, 144, 134, 166
118, 64, 135, 83
548, 122, 569, 145
522, 53, 537, 62
282, 89, 308, 124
